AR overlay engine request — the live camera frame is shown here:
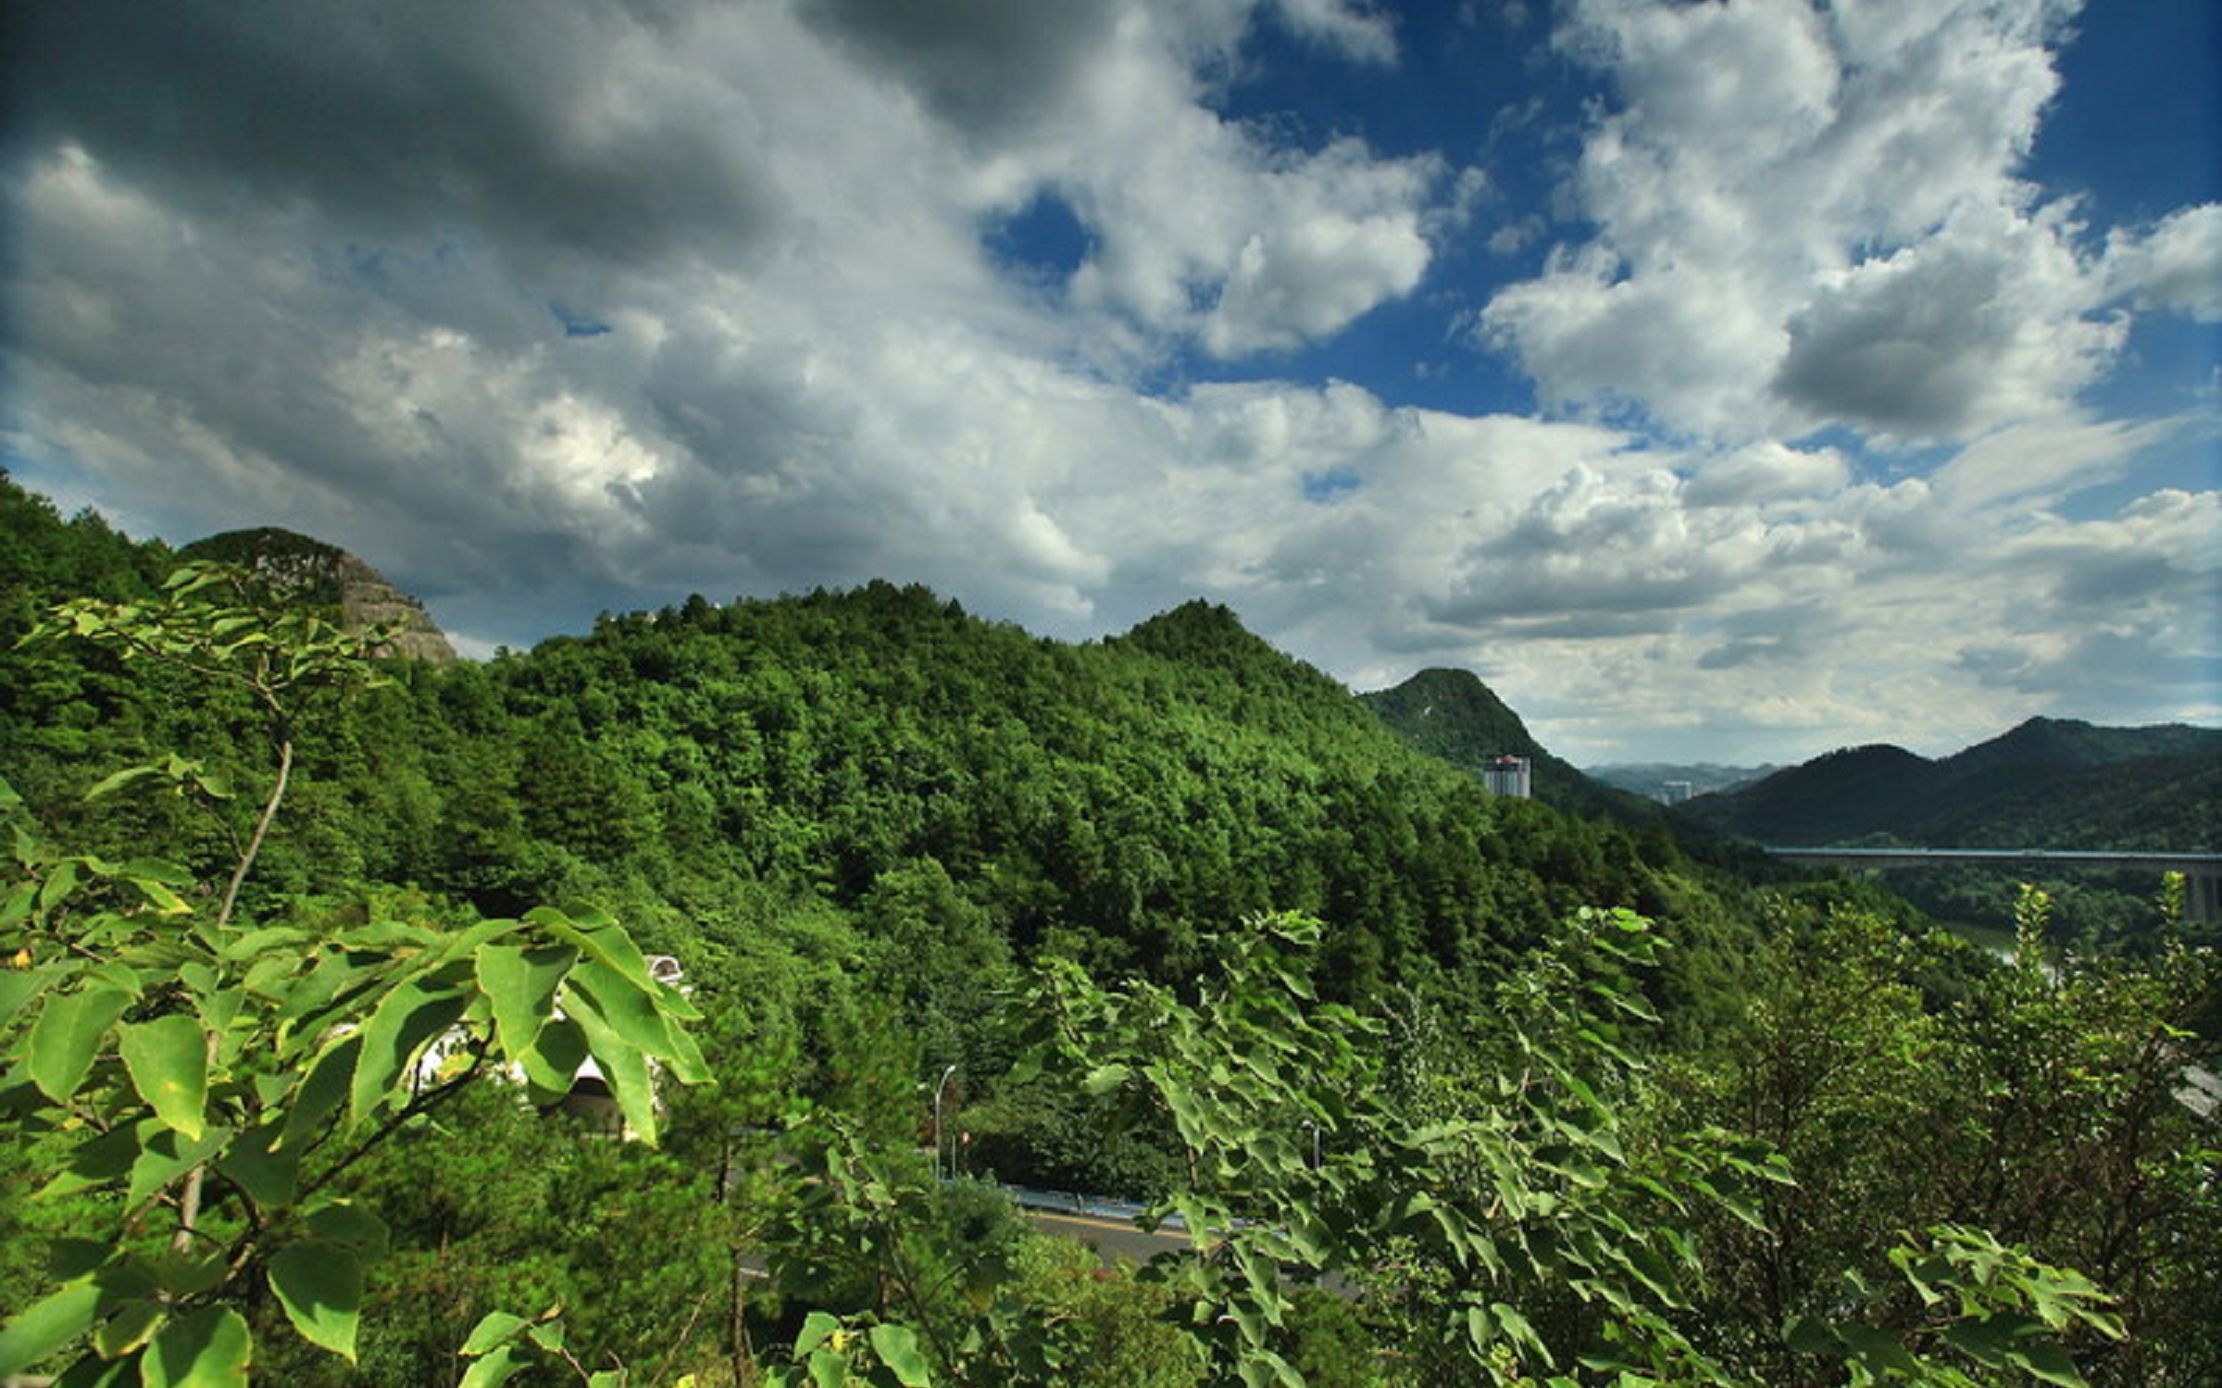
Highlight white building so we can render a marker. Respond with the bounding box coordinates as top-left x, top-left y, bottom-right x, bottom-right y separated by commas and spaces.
1483, 755, 1532, 799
